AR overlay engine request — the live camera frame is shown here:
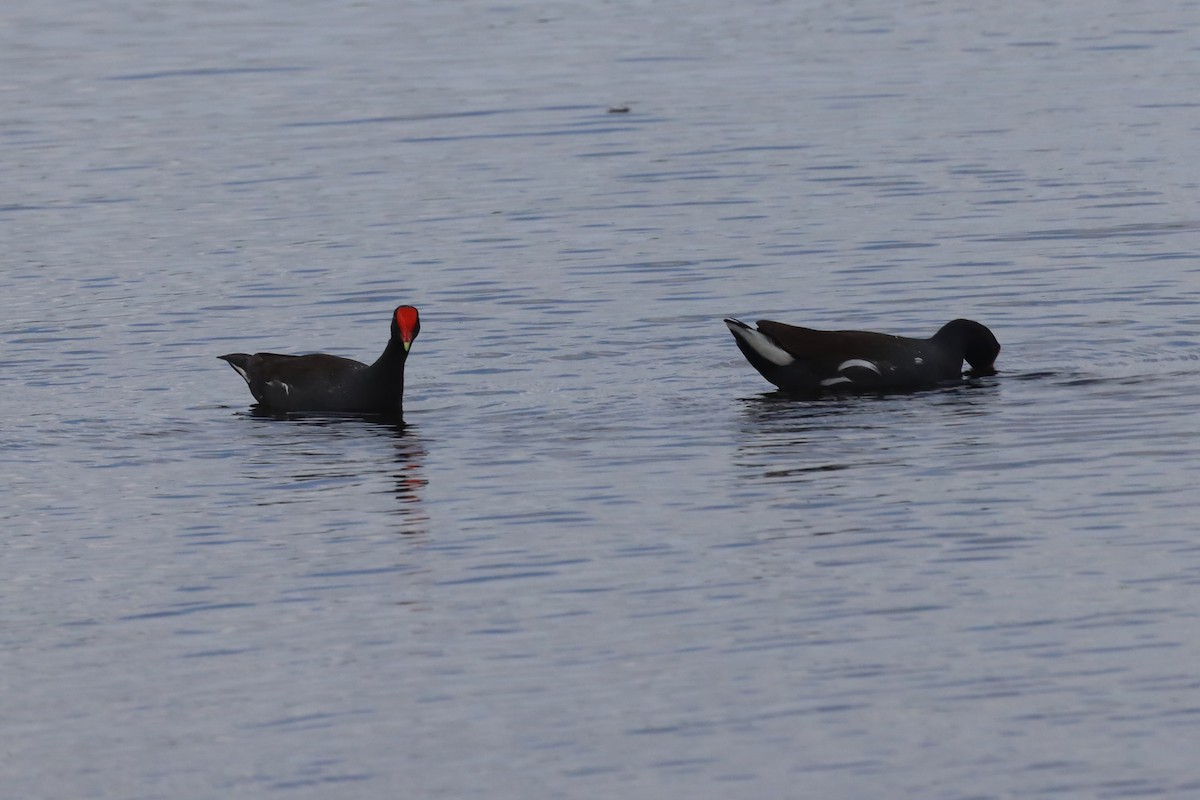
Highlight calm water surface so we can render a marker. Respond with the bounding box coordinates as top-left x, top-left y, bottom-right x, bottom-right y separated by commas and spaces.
4, 0, 1200, 797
